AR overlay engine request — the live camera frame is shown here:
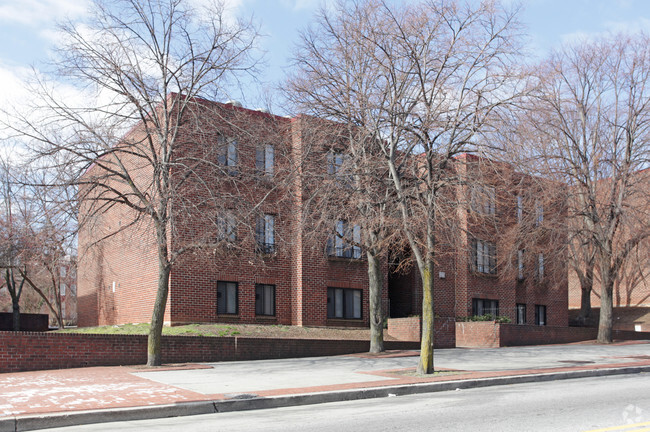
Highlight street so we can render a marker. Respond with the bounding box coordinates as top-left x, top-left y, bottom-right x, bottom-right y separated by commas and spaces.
45, 373, 650, 432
